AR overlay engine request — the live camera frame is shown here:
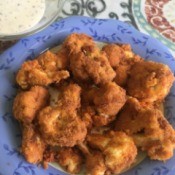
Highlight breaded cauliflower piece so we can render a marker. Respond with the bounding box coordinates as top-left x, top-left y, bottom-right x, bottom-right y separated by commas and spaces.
87, 131, 137, 174
109, 44, 142, 87
38, 106, 87, 147
115, 97, 175, 160
93, 82, 126, 116
64, 33, 116, 84
81, 82, 126, 126
21, 124, 45, 164
86, 151, 106, 175
56, 148, 83, 174
127, 61, 174, 103
56, 48, 69, 69
43, 147, 56, 169
102, 44, 124, 68
13, 86, 49, 123
57, 83, 81, 113
16, 50, 69, 89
